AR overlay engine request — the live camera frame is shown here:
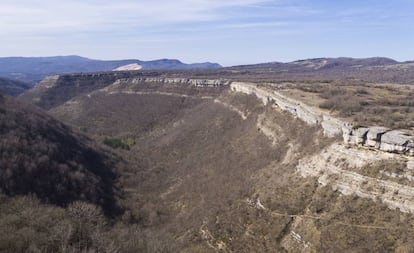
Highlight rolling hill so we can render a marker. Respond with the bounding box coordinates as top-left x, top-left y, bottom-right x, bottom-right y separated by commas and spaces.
0, 77, 31, 96
225, 57, 414, 83
0, 55, 221, 84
